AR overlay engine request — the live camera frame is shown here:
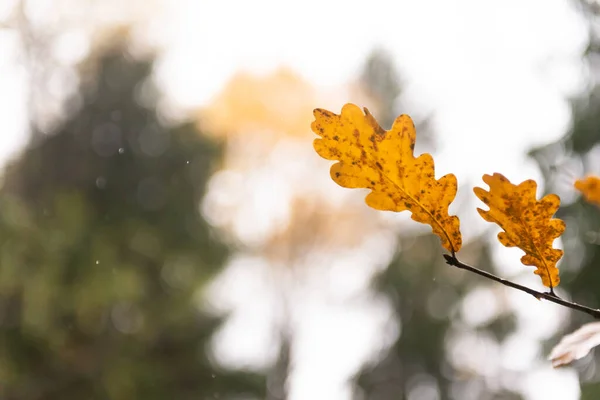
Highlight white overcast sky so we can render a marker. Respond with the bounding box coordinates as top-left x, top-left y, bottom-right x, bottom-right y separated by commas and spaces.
156, 0, 589, 241
0, 0, 591, 399
158, 1, 588, 399
160, 0, 586, 168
